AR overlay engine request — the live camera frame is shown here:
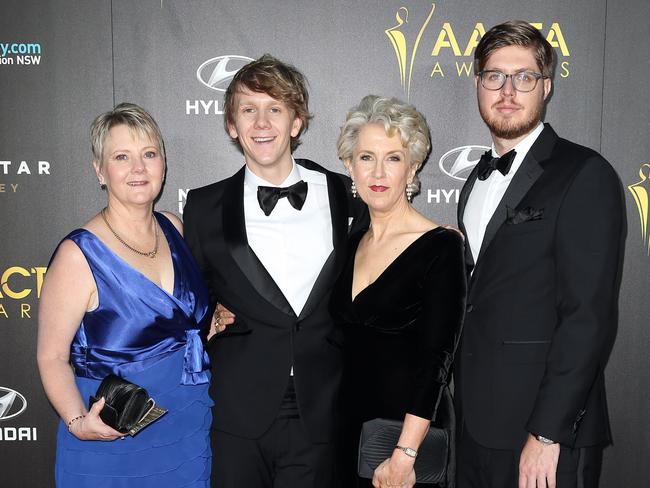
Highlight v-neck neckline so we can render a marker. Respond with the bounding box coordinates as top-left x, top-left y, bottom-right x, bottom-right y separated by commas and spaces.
351, 227, 445, 303
79, 213, 179, 299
